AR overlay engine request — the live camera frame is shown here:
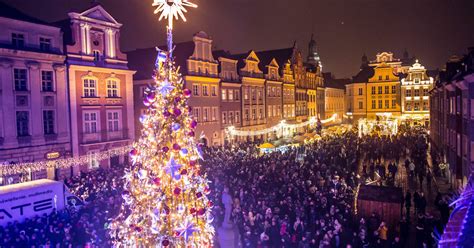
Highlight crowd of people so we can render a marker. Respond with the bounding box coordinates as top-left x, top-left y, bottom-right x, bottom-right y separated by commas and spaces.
202, 128, 445, 248
0, 167, 124, 247
0, 126, 451, 248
